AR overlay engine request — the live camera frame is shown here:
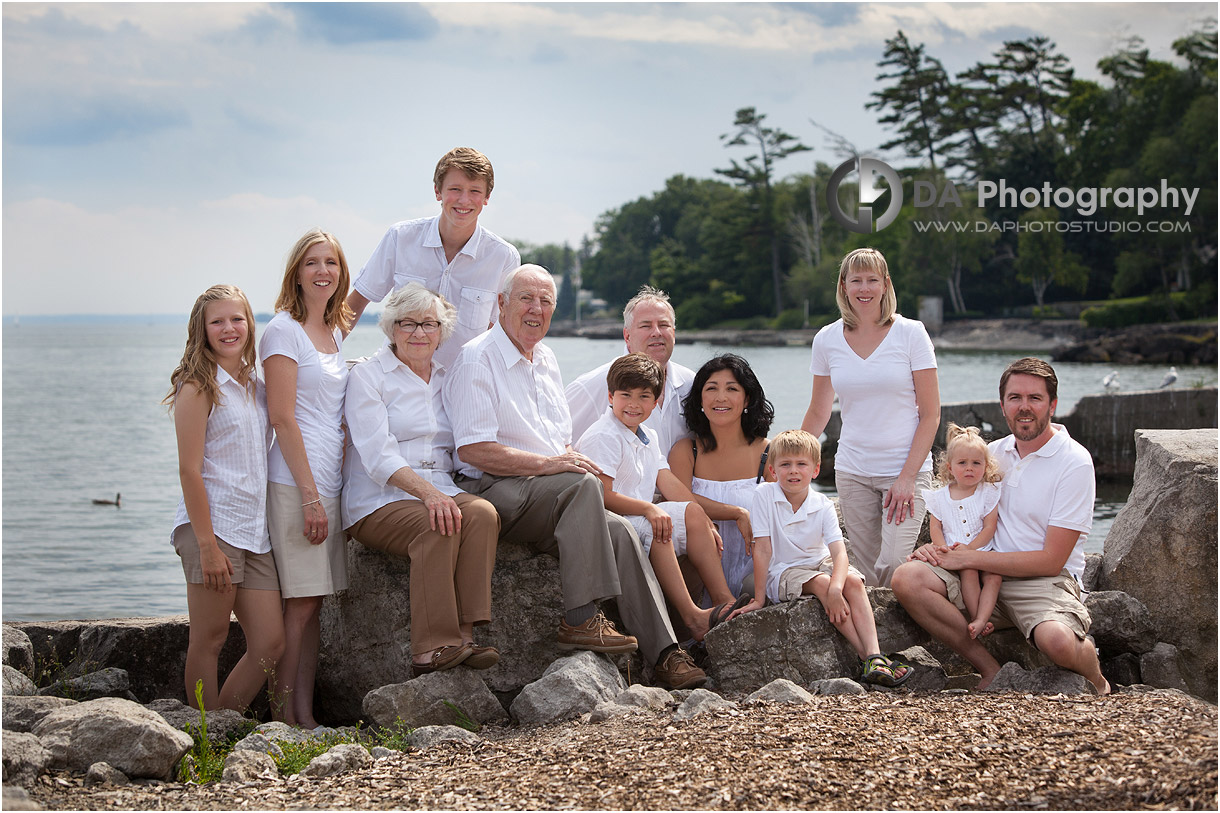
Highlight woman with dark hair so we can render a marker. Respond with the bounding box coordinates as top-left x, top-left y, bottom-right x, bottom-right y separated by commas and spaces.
669, 354, 775, 598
